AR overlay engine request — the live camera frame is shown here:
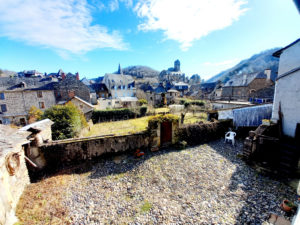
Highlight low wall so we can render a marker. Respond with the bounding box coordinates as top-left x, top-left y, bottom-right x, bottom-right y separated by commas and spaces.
176, 120, 232, 146
40, 132, 150, 169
